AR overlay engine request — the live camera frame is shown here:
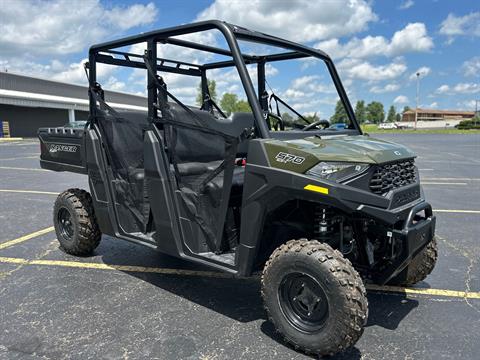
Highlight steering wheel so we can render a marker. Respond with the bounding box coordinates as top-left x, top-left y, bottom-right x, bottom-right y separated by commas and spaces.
302, 119, 330, 131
